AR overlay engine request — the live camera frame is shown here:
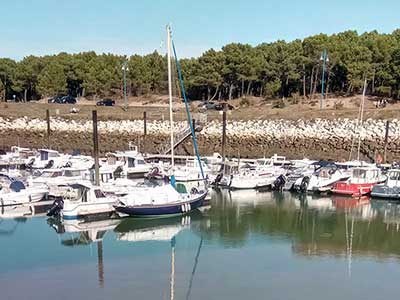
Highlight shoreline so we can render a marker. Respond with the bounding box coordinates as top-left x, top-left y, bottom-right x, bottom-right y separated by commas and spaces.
0, 116, 397, 162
